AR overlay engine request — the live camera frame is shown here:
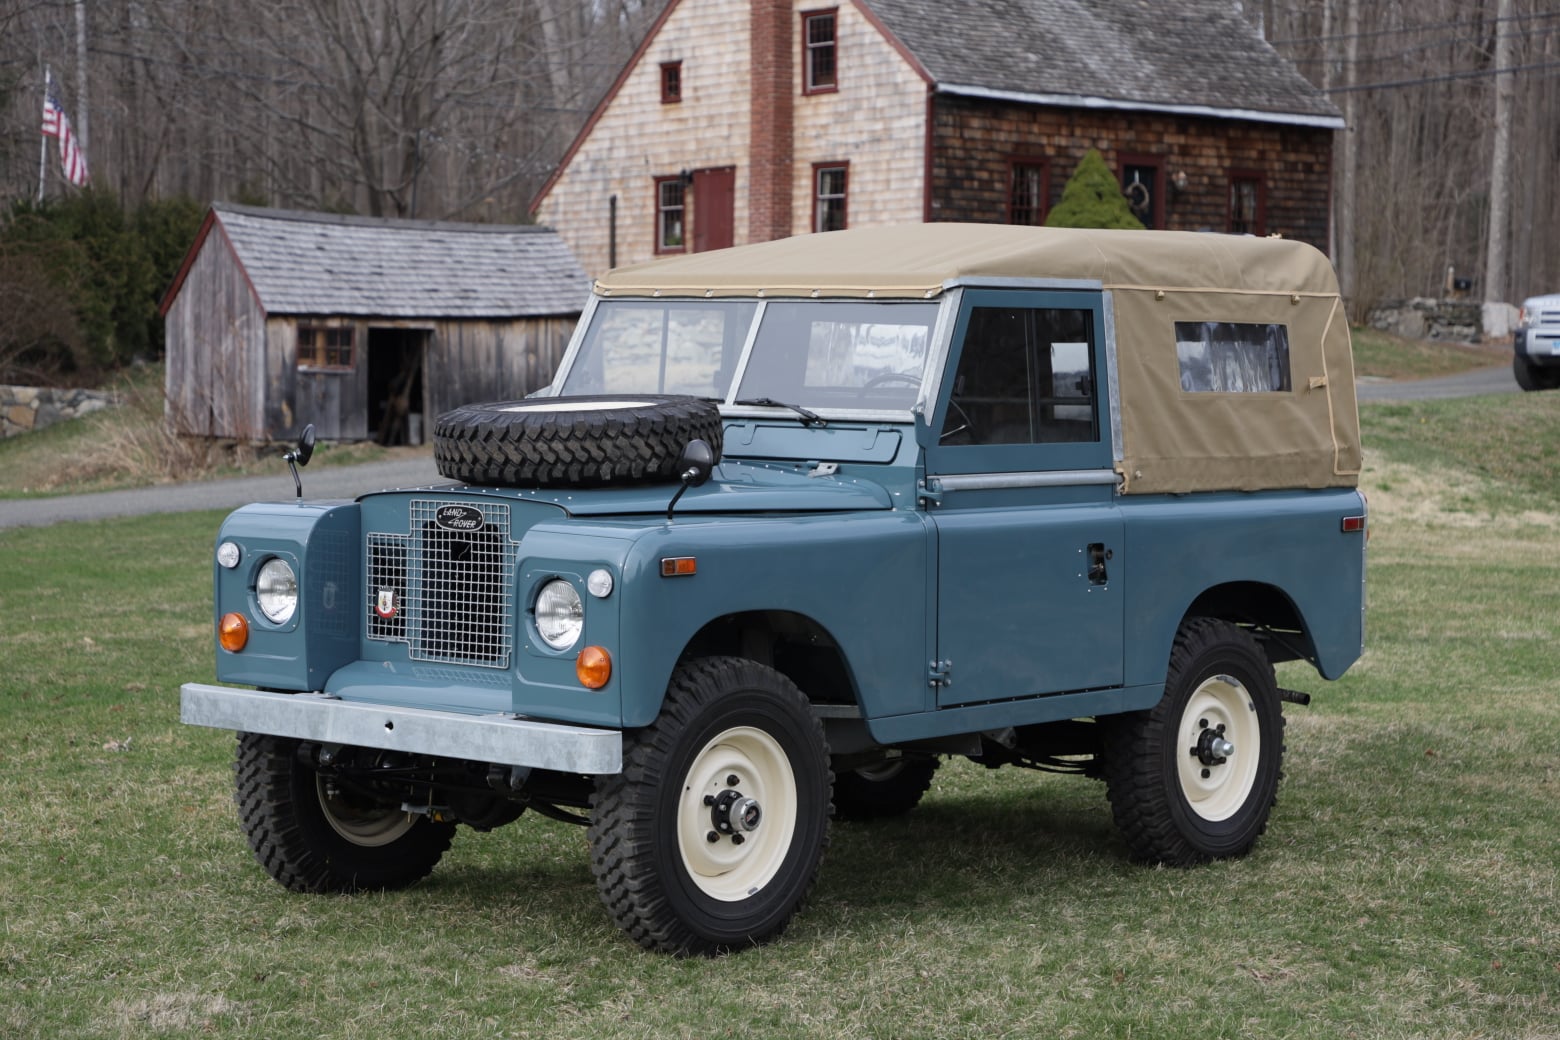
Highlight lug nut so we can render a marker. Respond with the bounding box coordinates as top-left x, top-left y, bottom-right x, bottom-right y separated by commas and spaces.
726, 775, 739, 787
706, 831, 719, 843
731, 834, 745, 846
